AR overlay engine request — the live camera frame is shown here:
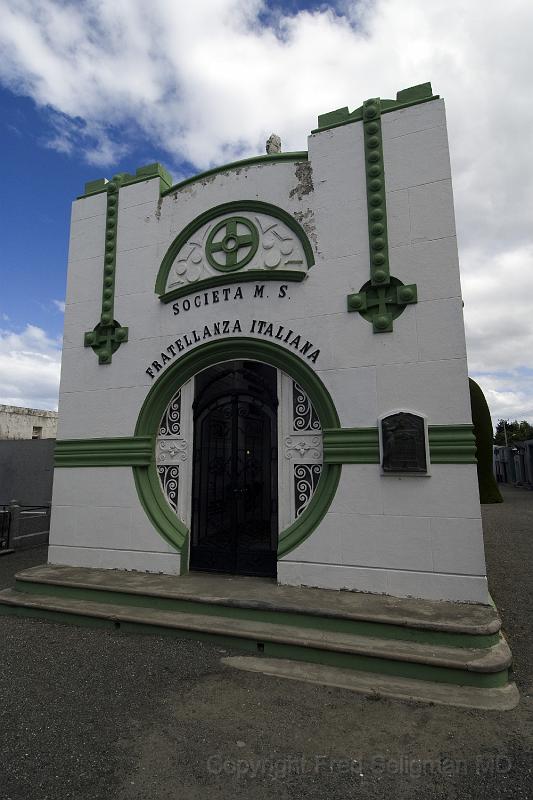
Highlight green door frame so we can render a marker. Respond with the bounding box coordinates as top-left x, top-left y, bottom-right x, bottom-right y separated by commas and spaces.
133, 337, 341, 570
